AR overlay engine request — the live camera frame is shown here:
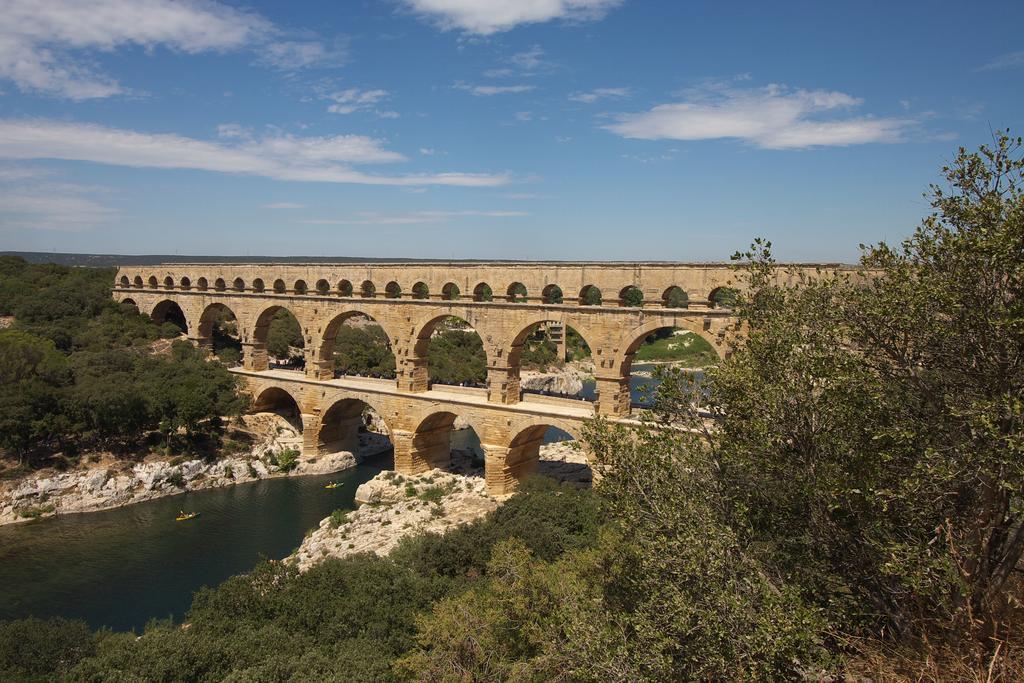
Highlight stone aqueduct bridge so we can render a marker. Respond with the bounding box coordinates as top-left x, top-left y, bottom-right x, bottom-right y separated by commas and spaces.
112, 261, 819, 493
